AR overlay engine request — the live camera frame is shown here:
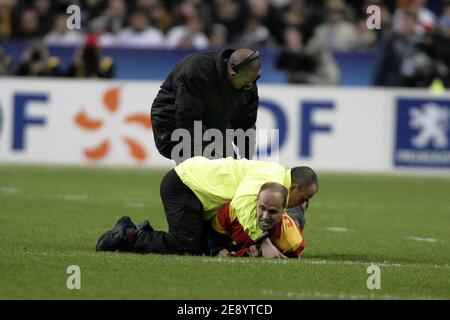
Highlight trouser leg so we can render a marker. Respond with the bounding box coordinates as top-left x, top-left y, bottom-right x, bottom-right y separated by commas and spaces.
133, 169, 207, 255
